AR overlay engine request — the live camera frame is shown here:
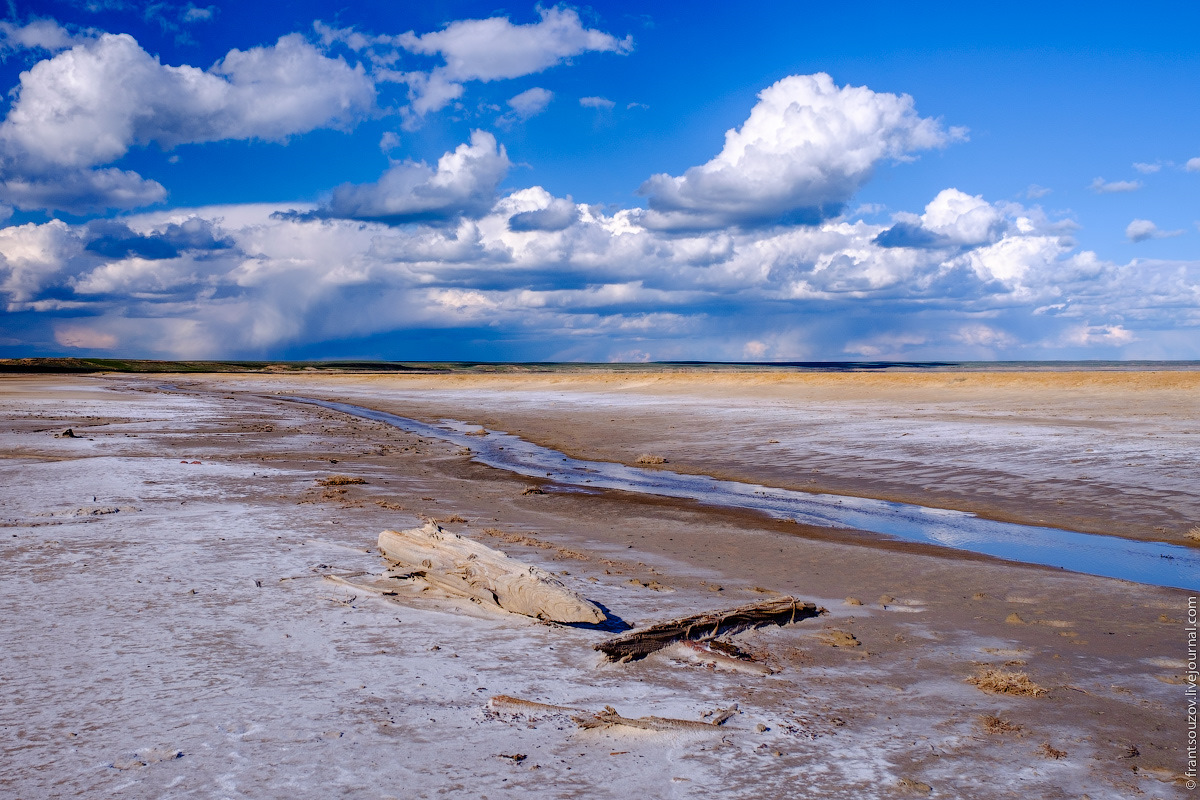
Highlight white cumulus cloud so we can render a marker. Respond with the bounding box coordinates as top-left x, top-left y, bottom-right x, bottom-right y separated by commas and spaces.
8, 179, 1185, 361
0, 168, 167, 216
638, 73, 964, 231
1187, 157, 1200, 173
0, 219, 83, 307
0, 18, 83, 52
1126, 219, 1183, 243
919, 189, 1005, 246
508, 195, 579, 232
2, 69, 1196, 362
395, 8, 630, 117
1062, 324, 1136, 347
505, 87, 553, 120
322, 130, 510, 223
0, 32, 376, 212
1089, 177, 1141, 194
